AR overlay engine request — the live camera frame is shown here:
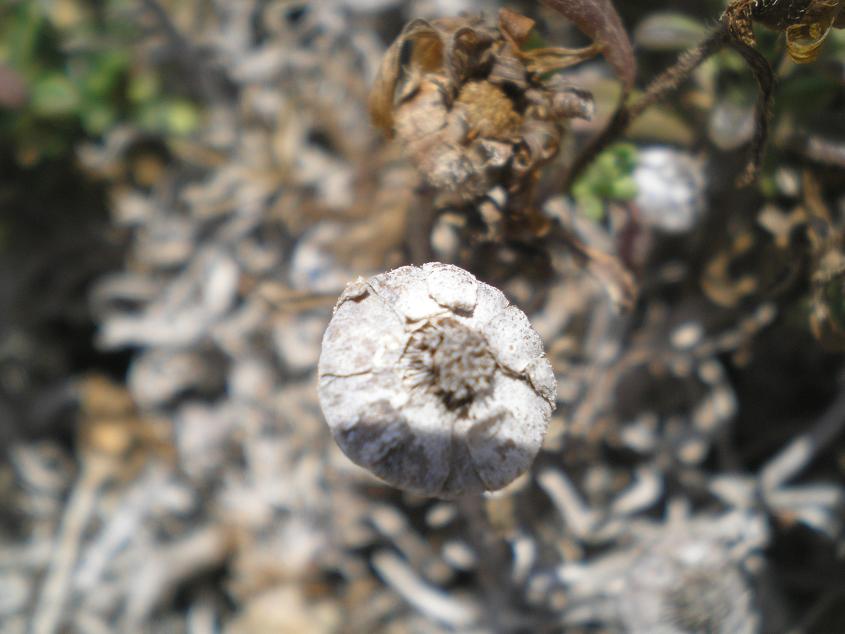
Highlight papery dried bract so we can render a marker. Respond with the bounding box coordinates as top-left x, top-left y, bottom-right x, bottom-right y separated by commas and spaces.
369, 20, 444, 136
318, 263, 556, 498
